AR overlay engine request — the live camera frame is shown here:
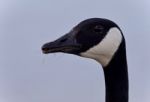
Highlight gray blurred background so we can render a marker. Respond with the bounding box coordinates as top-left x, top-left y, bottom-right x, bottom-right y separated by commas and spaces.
0, 0, 150, 102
